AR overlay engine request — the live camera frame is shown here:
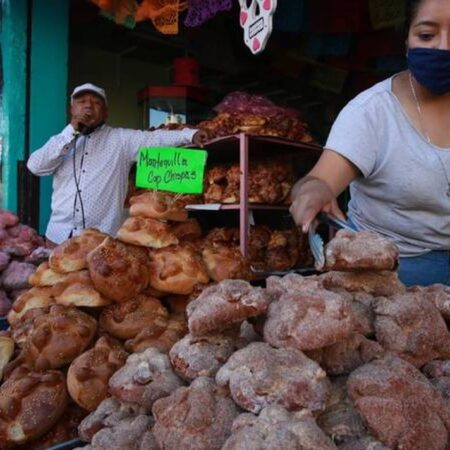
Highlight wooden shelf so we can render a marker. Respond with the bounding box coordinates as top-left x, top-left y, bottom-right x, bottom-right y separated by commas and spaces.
185, 133, 322, 259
